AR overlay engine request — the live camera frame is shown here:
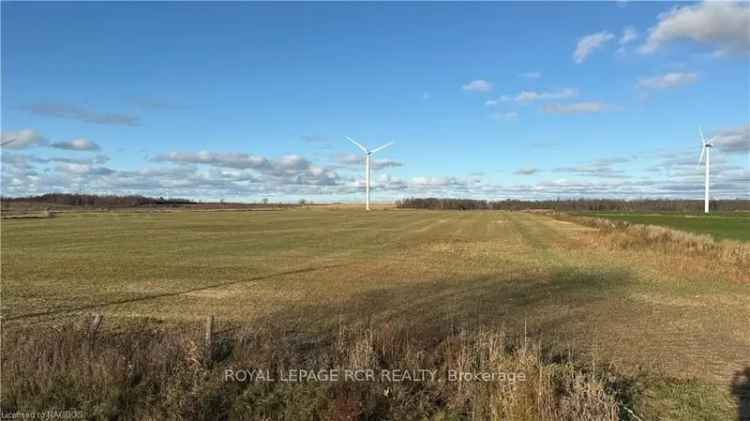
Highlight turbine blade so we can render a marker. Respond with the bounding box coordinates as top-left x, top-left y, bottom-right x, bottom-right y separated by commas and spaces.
699, 126, 706, 145
346, 136, 368, 153
697, 146, 706, 168
370, 142, 394, 154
